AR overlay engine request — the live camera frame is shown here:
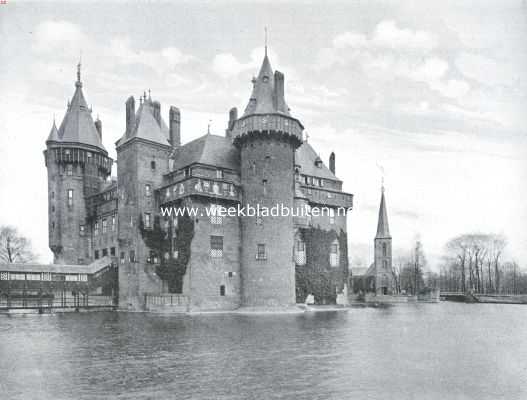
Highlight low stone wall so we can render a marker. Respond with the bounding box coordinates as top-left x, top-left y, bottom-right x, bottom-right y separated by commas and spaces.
144, 293, 189, 313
